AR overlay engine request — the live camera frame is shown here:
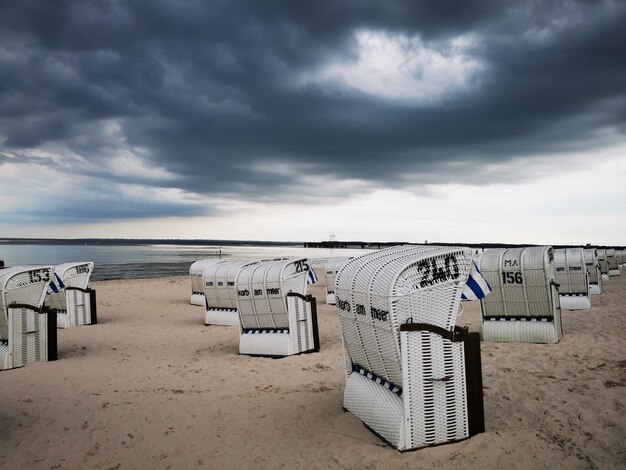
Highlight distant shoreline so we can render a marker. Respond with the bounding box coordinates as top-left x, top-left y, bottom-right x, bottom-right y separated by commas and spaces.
0, 237, 303, 247
0, 237, 622, 250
